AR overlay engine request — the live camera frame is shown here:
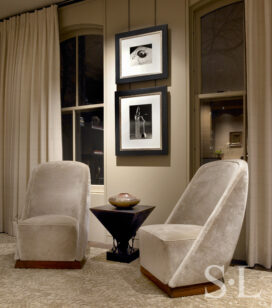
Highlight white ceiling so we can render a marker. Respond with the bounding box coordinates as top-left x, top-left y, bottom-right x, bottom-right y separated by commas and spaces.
0, 0, 64, 20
